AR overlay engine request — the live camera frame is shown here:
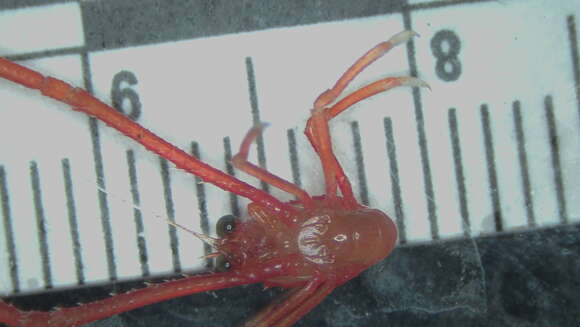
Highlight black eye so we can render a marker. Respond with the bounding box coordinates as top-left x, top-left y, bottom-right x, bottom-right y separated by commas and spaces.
215, 255, 232, 272
216, 214, 237, 238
